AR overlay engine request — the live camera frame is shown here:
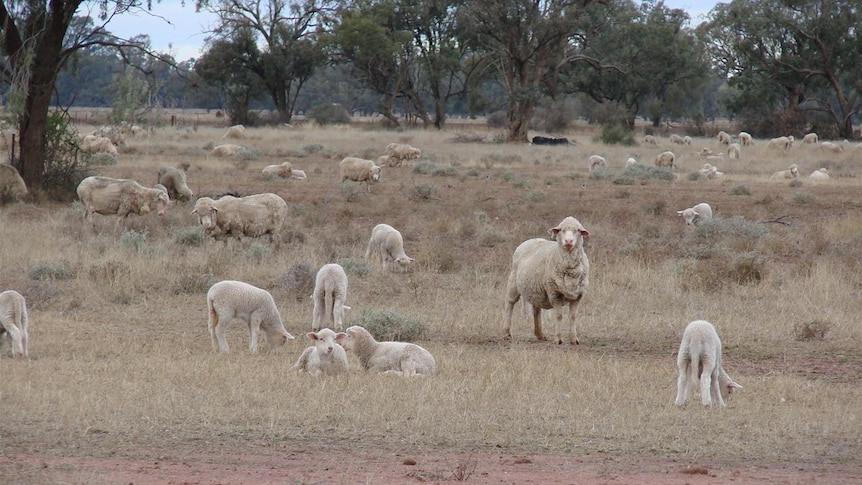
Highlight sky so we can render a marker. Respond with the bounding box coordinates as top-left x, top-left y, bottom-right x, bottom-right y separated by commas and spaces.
106, 0, 721, 62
